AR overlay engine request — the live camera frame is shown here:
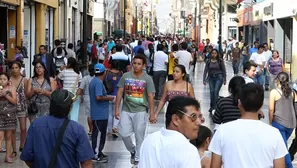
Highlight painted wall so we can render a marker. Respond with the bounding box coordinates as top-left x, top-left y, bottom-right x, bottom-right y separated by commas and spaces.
33, 0, 58, 8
